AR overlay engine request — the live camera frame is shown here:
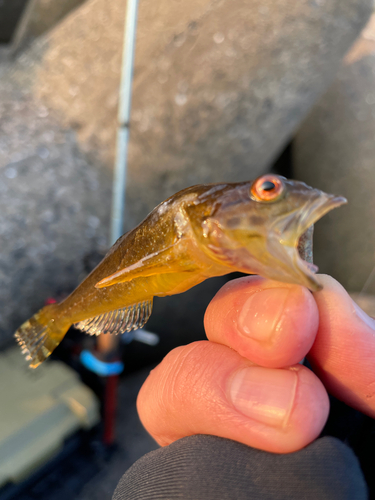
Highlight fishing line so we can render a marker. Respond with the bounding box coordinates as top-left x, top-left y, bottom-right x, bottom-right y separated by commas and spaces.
358, 261, 375, 299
